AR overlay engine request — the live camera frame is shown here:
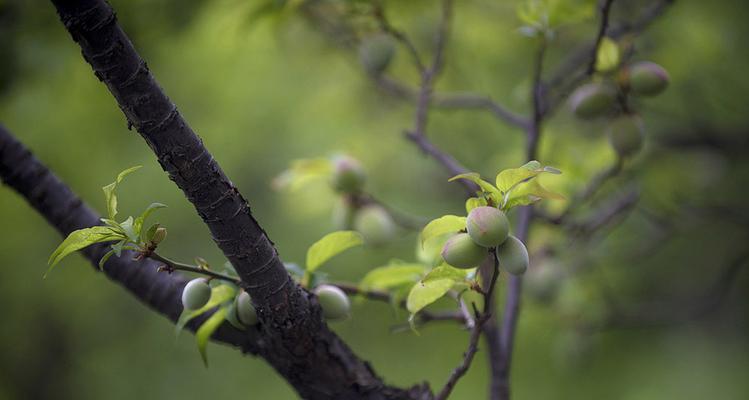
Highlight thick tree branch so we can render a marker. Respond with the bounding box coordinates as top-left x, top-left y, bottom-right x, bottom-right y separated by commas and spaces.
46, 0, 431, 397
